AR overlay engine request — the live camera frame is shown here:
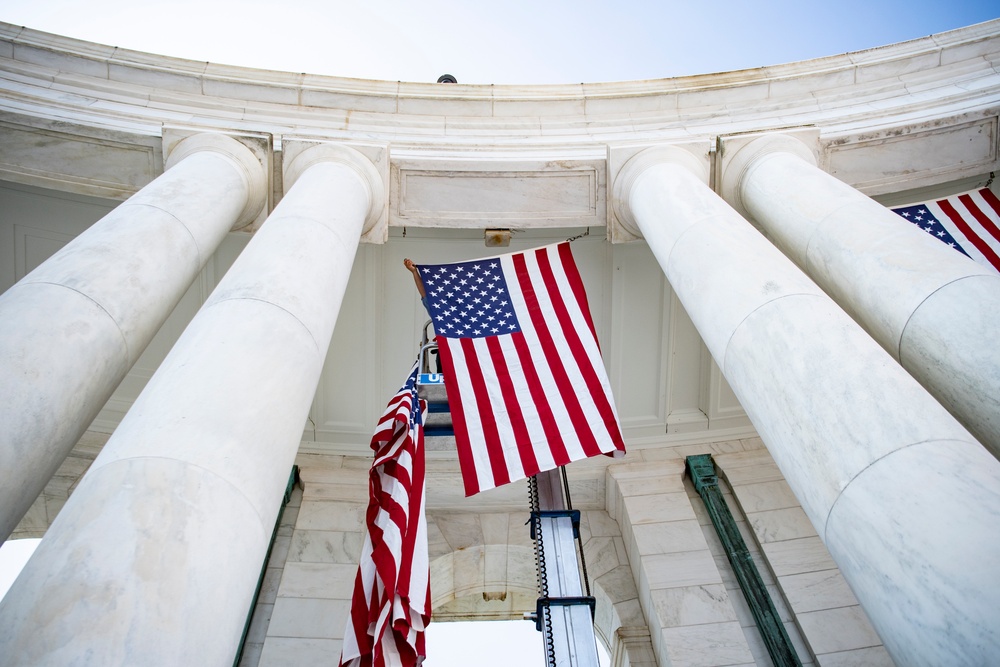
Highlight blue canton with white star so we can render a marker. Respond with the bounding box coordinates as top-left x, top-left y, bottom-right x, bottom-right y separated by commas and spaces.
892, 204, 971, 258
419, 259, 521, 338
